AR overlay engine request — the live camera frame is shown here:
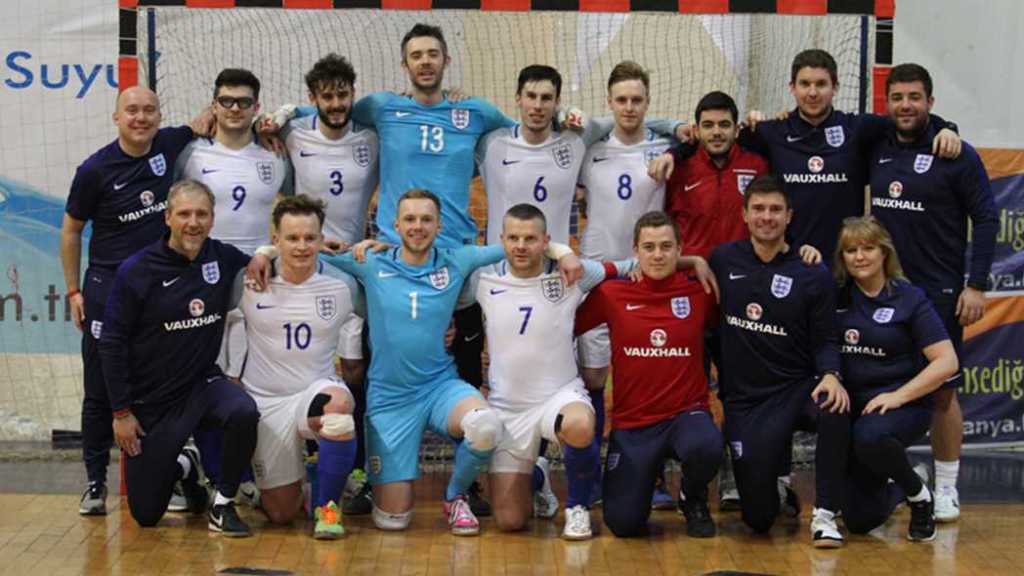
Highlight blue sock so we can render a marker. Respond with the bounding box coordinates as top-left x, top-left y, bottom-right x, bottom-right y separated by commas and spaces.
316, 437, 357, 509
565, 442, 600, 508
446, 440, 492, 502
532, 465, 545, 492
